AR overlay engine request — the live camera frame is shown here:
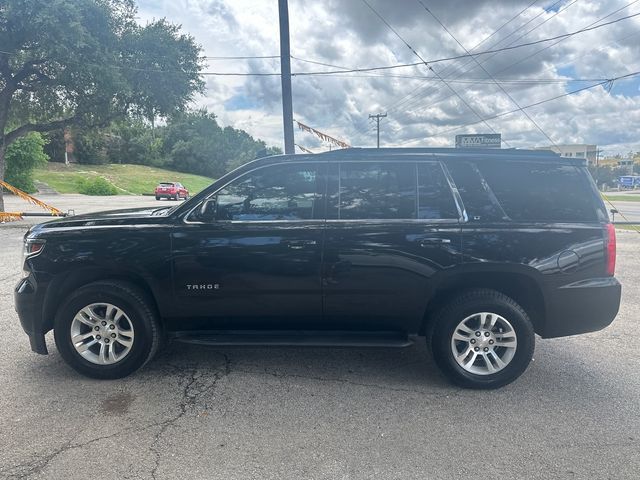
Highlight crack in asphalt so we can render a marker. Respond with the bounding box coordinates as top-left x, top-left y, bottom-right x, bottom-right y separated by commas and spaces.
0, 422, 161, 479
149, 354, 231, 480
0, 354, 231, 480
